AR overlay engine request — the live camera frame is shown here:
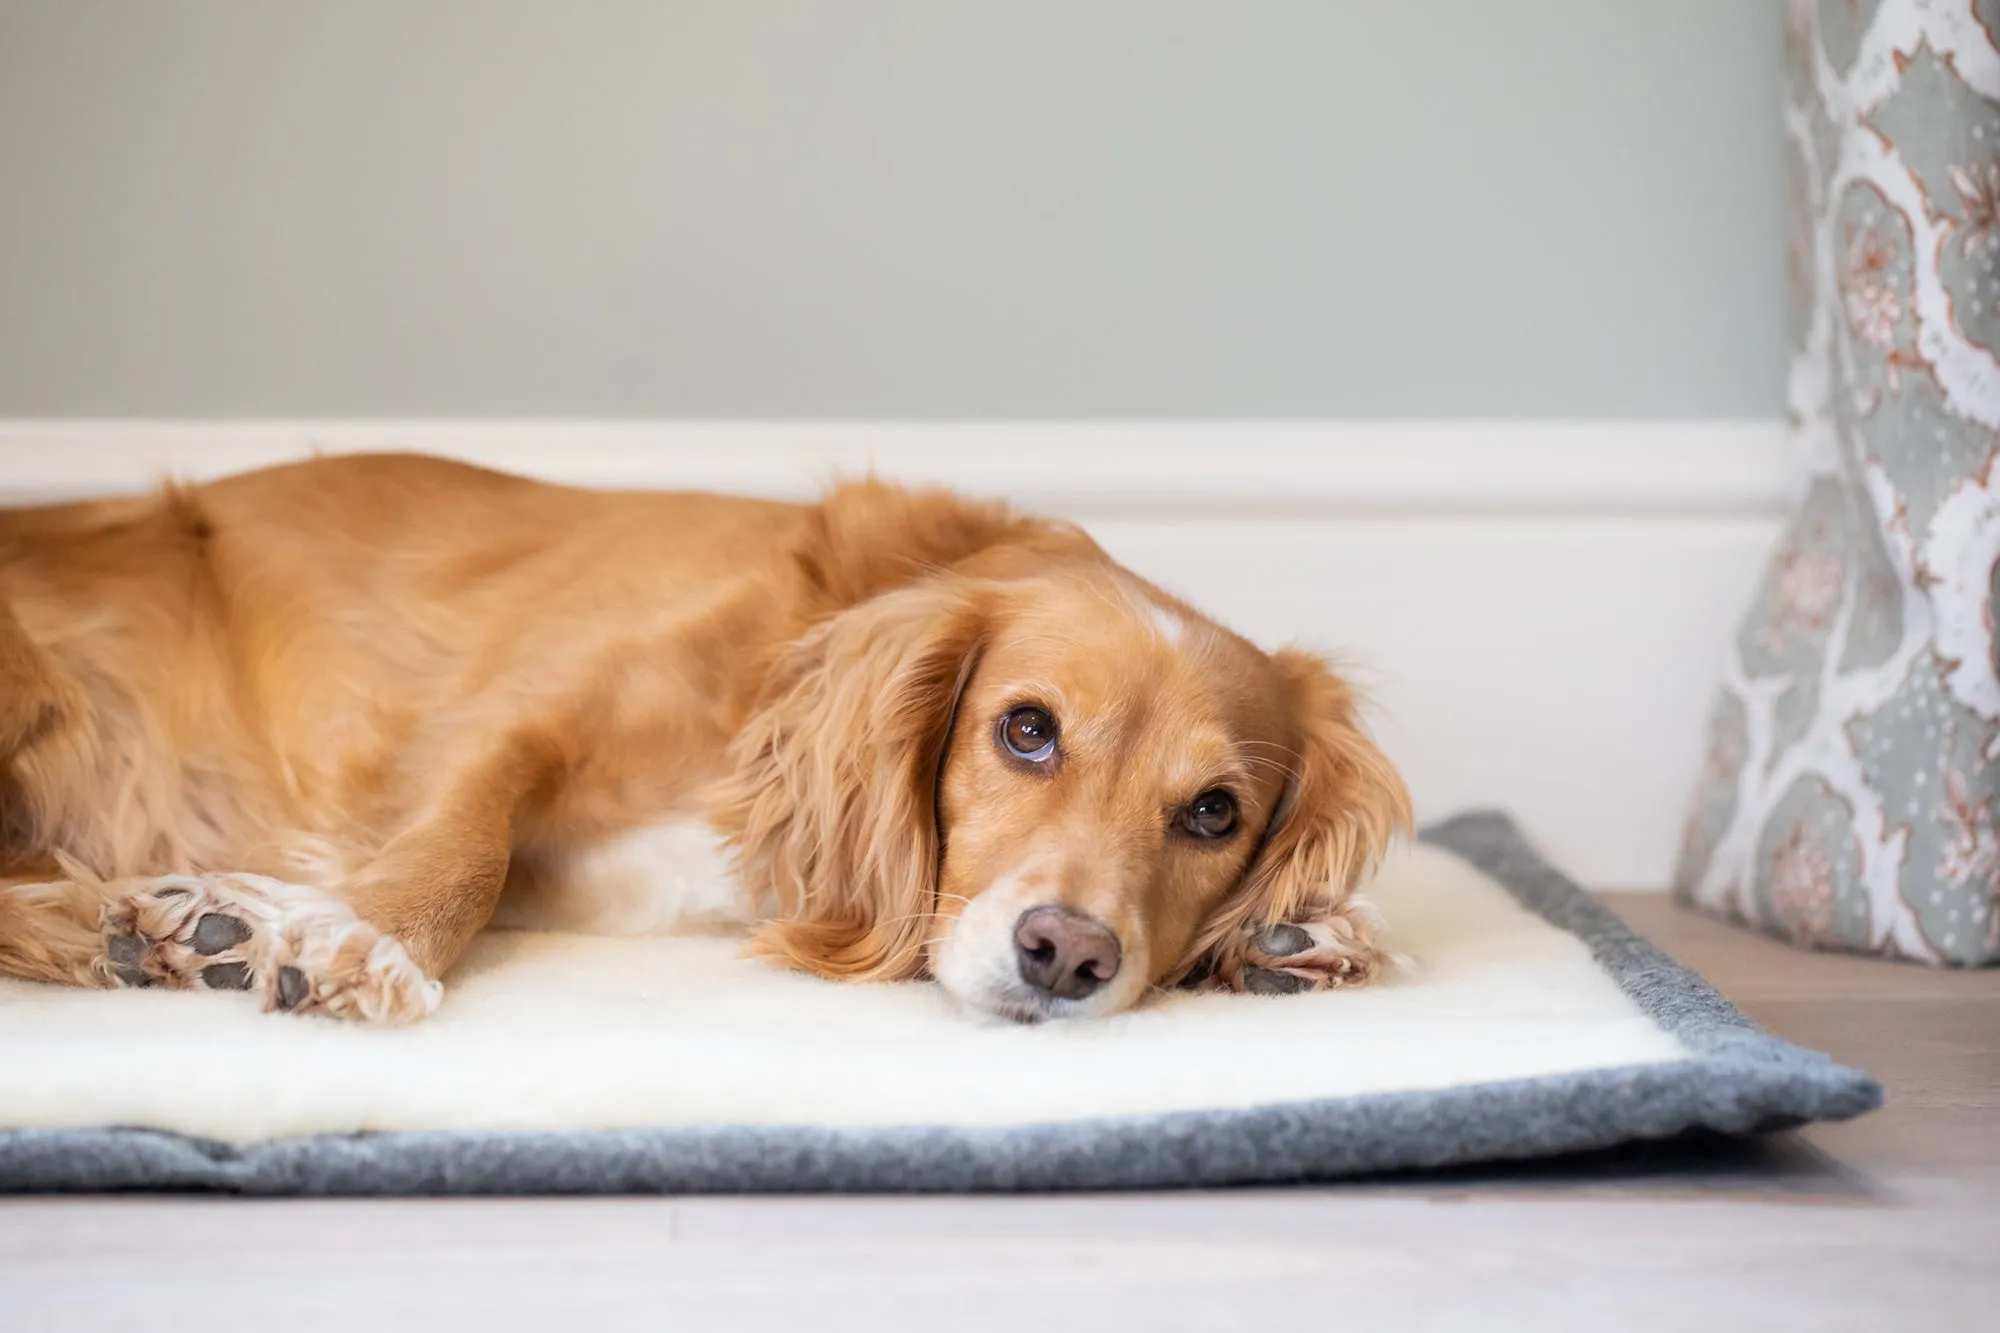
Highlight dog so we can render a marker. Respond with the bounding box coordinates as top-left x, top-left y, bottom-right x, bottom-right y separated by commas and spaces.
0, 453, 1409, 1025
